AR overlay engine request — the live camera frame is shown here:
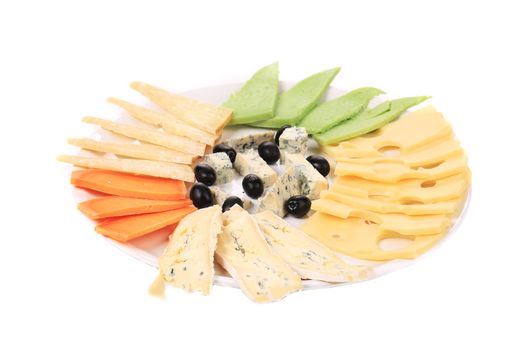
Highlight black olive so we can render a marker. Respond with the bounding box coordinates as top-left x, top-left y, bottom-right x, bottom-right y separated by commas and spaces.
306, 155, 330, 177
222, 196, 243, 212
257, 141, 280, 164
194, 163, 216, 186
286, 195, 311, 218
189, 183, 213, 208
242, 174, 264, 199
213, 143, 237, 163
274, 124, 292, 145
